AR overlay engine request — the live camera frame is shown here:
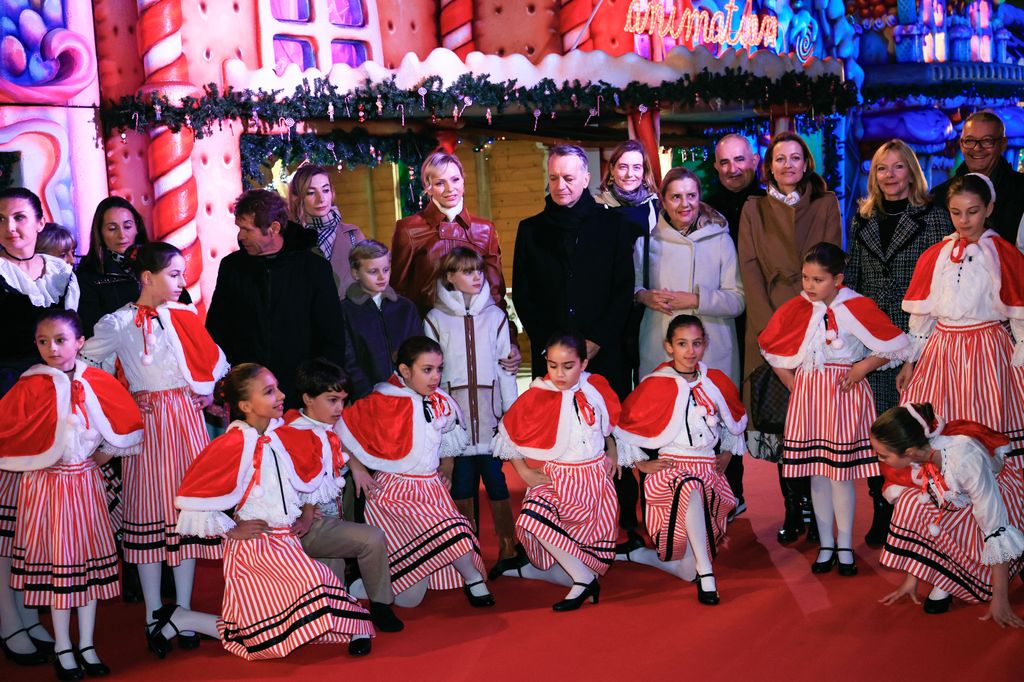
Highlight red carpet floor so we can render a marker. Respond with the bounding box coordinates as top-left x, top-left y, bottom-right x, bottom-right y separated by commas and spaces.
8, 460, 1021, 681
